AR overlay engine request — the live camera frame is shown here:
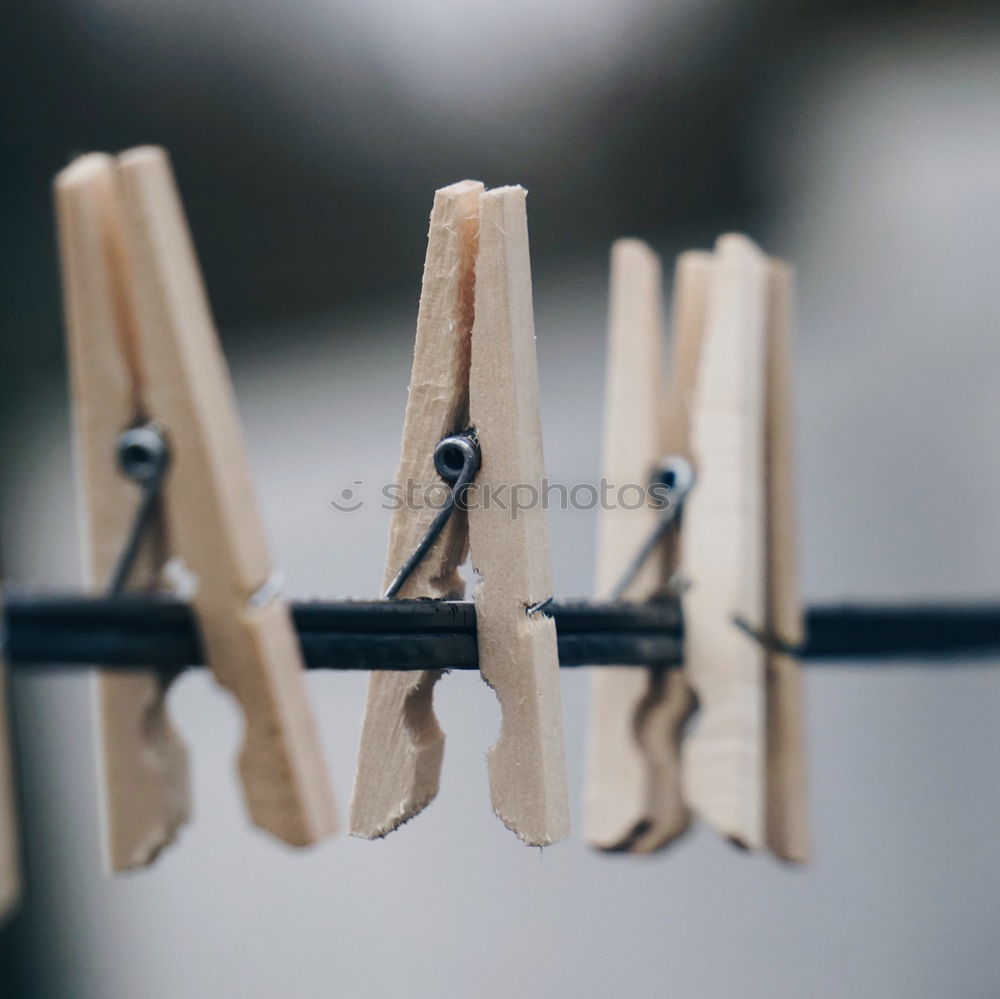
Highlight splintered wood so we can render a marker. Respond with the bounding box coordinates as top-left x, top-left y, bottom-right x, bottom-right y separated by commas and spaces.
56, 154, 191, 869
680, 234, 807, 858
350, 180, 483, 838
57, 148, 337, 864
468, 187, 569, 845
351, 183, 568, 846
